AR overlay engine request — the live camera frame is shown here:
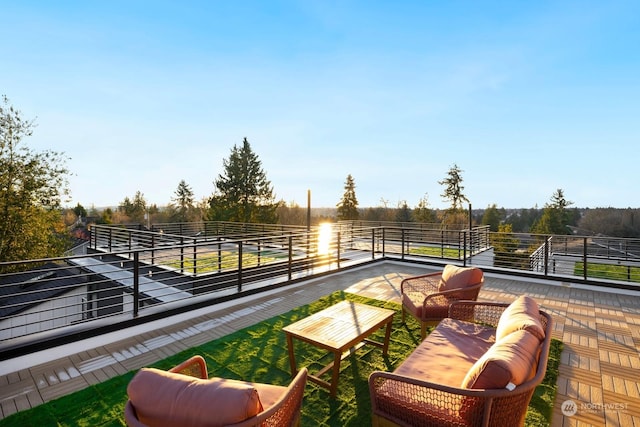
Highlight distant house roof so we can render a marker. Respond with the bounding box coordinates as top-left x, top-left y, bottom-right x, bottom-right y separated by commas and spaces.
0, 262, 84, 318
